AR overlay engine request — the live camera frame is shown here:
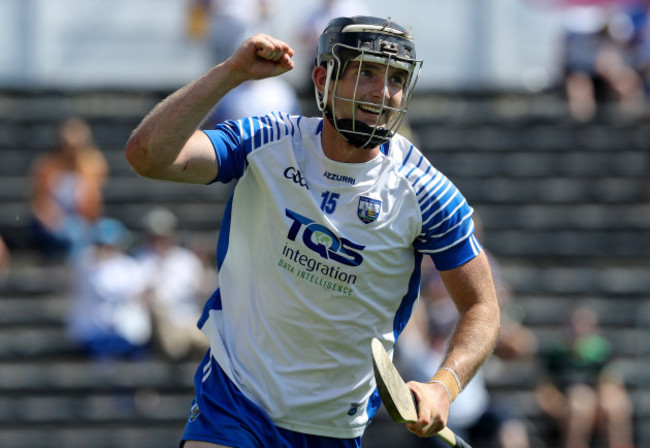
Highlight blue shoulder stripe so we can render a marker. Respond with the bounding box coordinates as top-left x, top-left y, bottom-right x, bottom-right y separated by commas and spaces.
239, 118, 253, 155
289, 115, 296, 136
261, 116, 269, 145
411, 164, 433, 191
276, 111, 293, 138
405, 154, 424, 178
205, 113, 297, 183
419, 218, 476, 256
398, 144, 415, 172
400, 144, 480, 270
240, 113, 296, 152
253, 118, 262, 148
421, 199, 468, 239
419, 176, 452, 211
421, 182, 456, 216
416, 169, 443, 197
271, 112, 280, 139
